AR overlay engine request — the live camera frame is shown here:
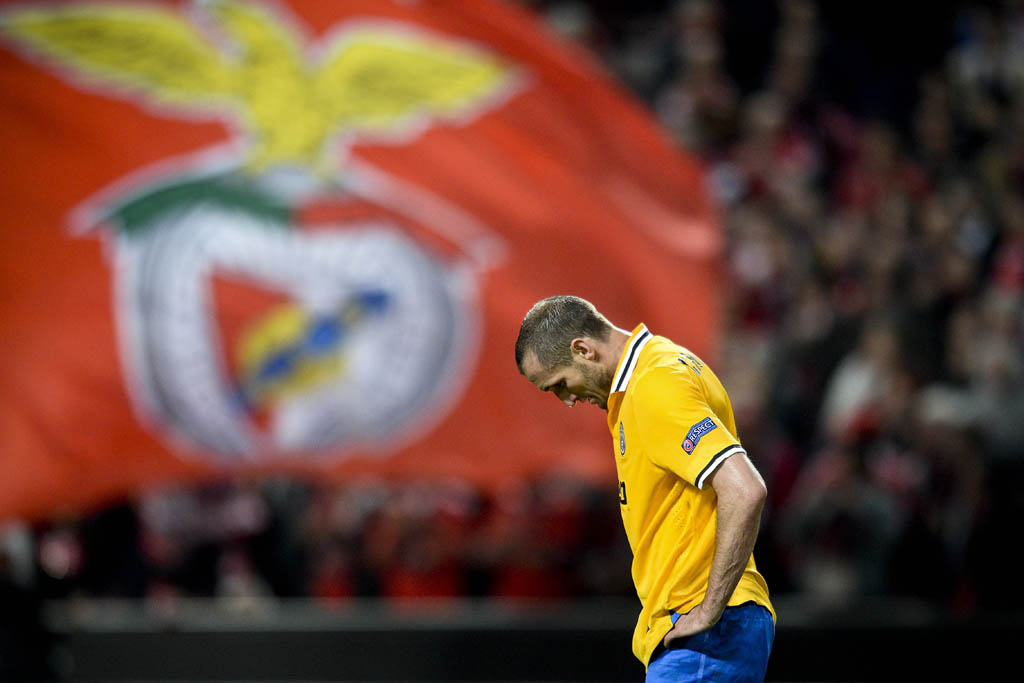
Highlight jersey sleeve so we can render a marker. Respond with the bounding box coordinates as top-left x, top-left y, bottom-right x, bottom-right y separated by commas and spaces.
631, 364, 745, 489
